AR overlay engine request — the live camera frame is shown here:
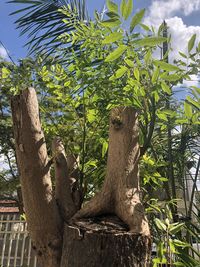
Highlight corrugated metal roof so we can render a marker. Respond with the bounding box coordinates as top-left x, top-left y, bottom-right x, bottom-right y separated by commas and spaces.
0, 199, 19, 213
0, 206, 19, 213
